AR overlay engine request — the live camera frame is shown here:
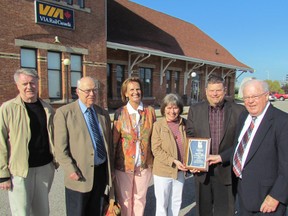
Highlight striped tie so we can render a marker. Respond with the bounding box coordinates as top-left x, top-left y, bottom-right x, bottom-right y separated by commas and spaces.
87, 108, 106, 160
233, 117, 256, 177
